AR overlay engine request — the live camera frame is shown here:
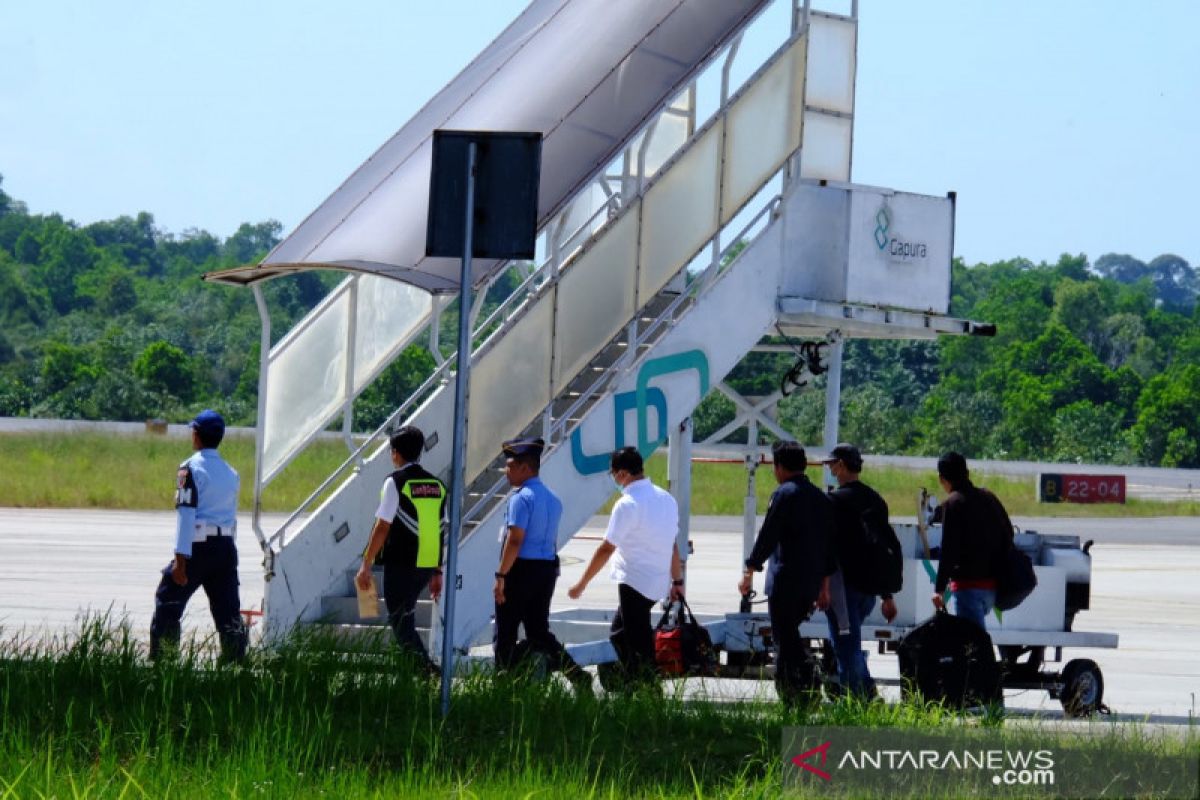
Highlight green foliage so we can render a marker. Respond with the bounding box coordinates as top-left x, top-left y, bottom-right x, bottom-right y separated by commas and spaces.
0, 182, 1195, 468
133, 340, 195, 399
1130, 365, 1200, 467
